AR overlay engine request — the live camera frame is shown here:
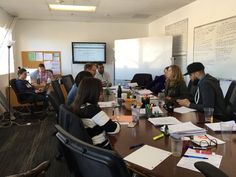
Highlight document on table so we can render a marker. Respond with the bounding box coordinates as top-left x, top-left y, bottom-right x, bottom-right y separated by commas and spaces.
177, 148, 222, 172
174, 106, 197, 114
136, 89, 152, 95
112, 115, 133, 125
205, 121, 236, 131
148, 117, 181, 126
168, 122, 206, 138
98, 101, 116, 108
191, 134, 225, 146
124, 145, 172, 170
